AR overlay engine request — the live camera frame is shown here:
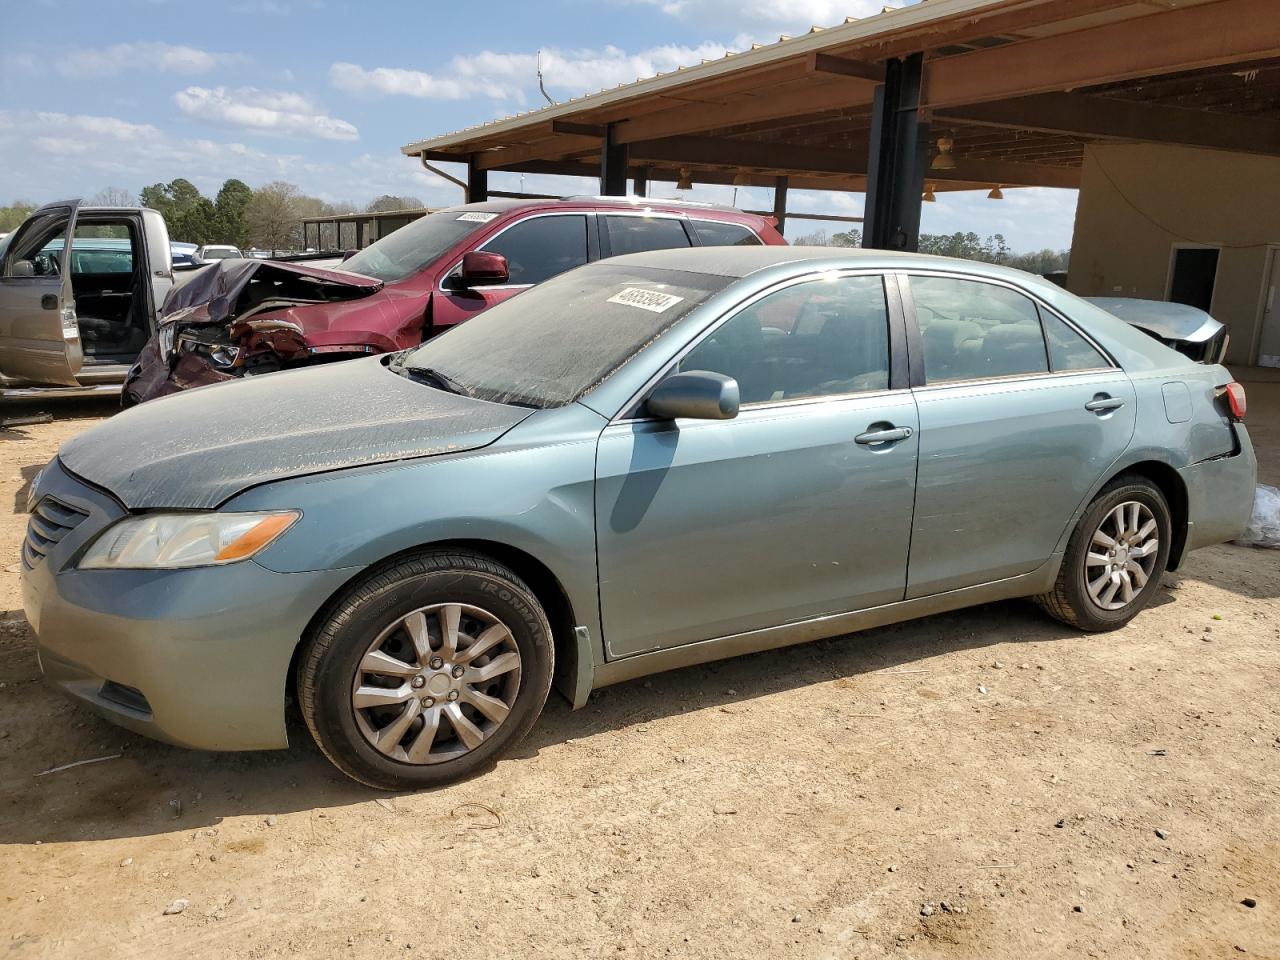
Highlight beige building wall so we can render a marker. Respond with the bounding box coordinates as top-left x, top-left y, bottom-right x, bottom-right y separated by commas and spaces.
1068, 143, 1280, 366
